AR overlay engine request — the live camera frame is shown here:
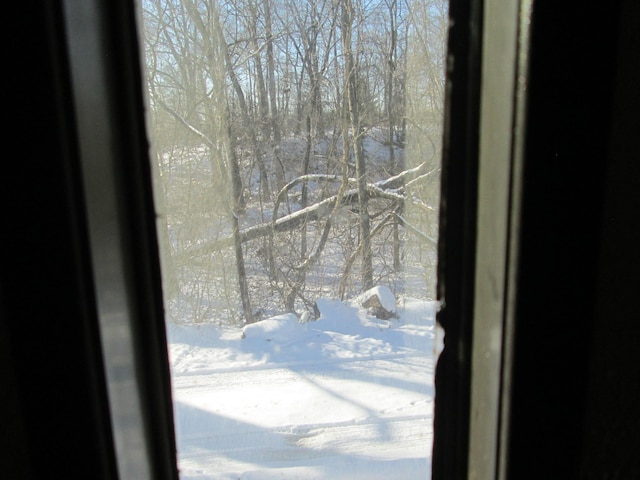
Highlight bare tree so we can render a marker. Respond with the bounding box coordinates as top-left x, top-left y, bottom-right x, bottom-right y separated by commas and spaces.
341, 0, 373, 290
140, 0, 448, 321
263, 0, 285, 190
385, 0, 402, 270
